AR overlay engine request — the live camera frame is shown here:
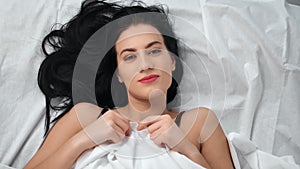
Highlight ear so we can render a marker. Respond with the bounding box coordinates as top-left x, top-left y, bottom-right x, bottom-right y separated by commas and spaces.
171, 56, 176, 71
116, 69, 123, 83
